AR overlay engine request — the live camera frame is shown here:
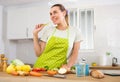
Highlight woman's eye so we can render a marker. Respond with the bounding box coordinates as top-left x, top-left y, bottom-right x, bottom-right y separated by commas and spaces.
50, 13, 52, 16
50, 11, 58, 16
53, 11, 57, 14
